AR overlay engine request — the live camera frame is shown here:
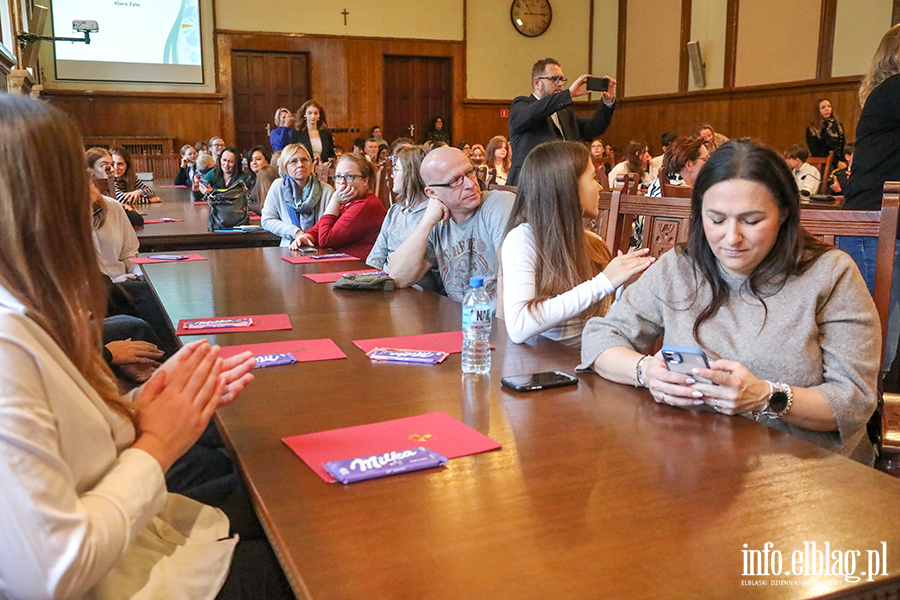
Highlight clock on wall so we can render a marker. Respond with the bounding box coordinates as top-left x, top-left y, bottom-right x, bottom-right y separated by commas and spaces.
510, 0, 552, 38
